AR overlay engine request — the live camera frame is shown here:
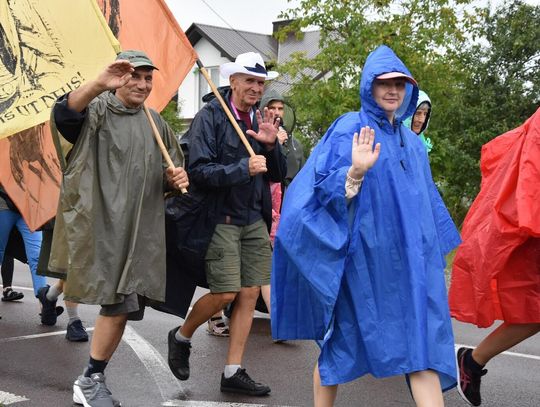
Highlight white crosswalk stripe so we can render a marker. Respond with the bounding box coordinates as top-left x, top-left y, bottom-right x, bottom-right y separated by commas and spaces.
0, 328, 94, 343
122, 325, 186, 401
455, 343, 540, 361
0, 390, 29, 405
162, 401, 298, 407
